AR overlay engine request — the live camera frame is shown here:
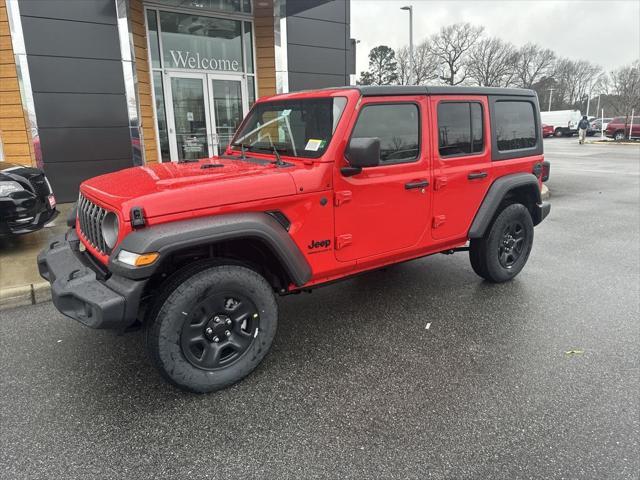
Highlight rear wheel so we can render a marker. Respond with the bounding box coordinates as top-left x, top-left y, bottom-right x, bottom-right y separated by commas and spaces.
145, 264, 278, 393
554, 128, 564, 137
469, 203, 534, 283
